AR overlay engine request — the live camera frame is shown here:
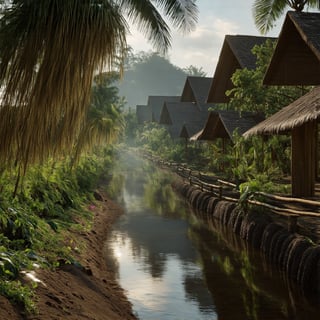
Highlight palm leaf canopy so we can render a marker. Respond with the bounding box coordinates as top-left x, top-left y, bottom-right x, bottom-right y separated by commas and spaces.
253, 0, 319, 34
0, 0, 197, 168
